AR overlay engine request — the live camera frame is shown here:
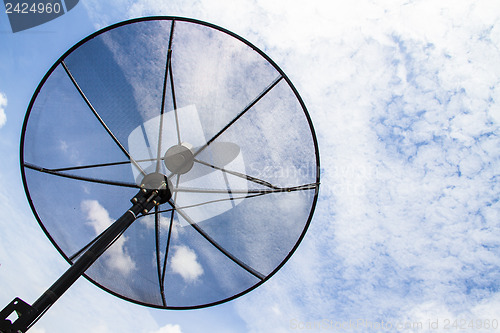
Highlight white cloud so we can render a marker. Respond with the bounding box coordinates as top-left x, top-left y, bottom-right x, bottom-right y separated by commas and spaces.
81, 200, 136, 276
139, 213, 169, 231
170, 245, 203, 283
76, 1, 500, 331
149, 324, 183, 333
1, 1, 498, 332
139, 213, 182, 239
81, 0, 205, 29
228, 0, 500, 331
0, 92, 7, 128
